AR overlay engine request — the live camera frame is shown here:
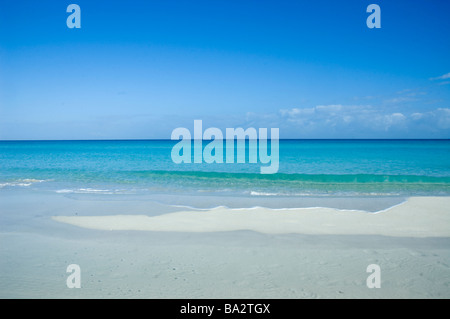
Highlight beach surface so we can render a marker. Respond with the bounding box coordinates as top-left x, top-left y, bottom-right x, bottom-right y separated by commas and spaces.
1, 191, 449, 298
52, 197, 450, 237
